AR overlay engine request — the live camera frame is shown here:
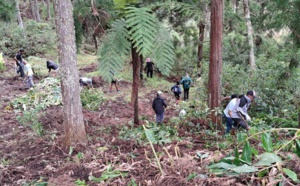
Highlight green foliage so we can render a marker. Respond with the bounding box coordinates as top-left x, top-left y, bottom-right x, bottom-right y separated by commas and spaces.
261, 133, 273, 152
80, 88, 106, 111
75, 179, 87, 186
0, 20, 56, 57
241, 141, 252, 165
99, 6, 175, 81
283, 168, 299, 183
0, 0, 15, 22
89, 165, 128, 182
119, 122, 180, 145
11, 77, 61, 110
